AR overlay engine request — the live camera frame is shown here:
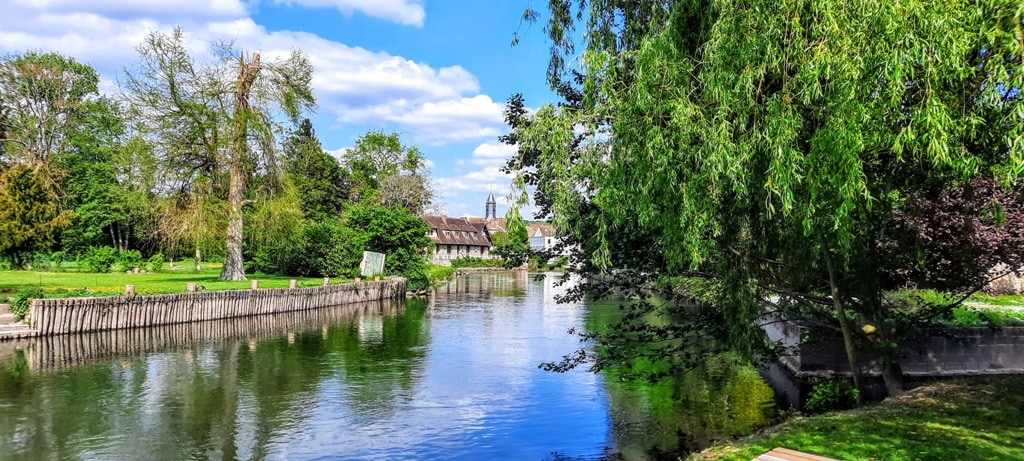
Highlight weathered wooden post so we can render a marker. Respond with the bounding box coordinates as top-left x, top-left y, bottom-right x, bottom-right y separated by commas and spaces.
289, 279, 297, 289
375, 276, 380, 282
323, 277, 330, 286
187, 283, 197, 292
125, 285, 135, 295
251, 280, 259, 290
